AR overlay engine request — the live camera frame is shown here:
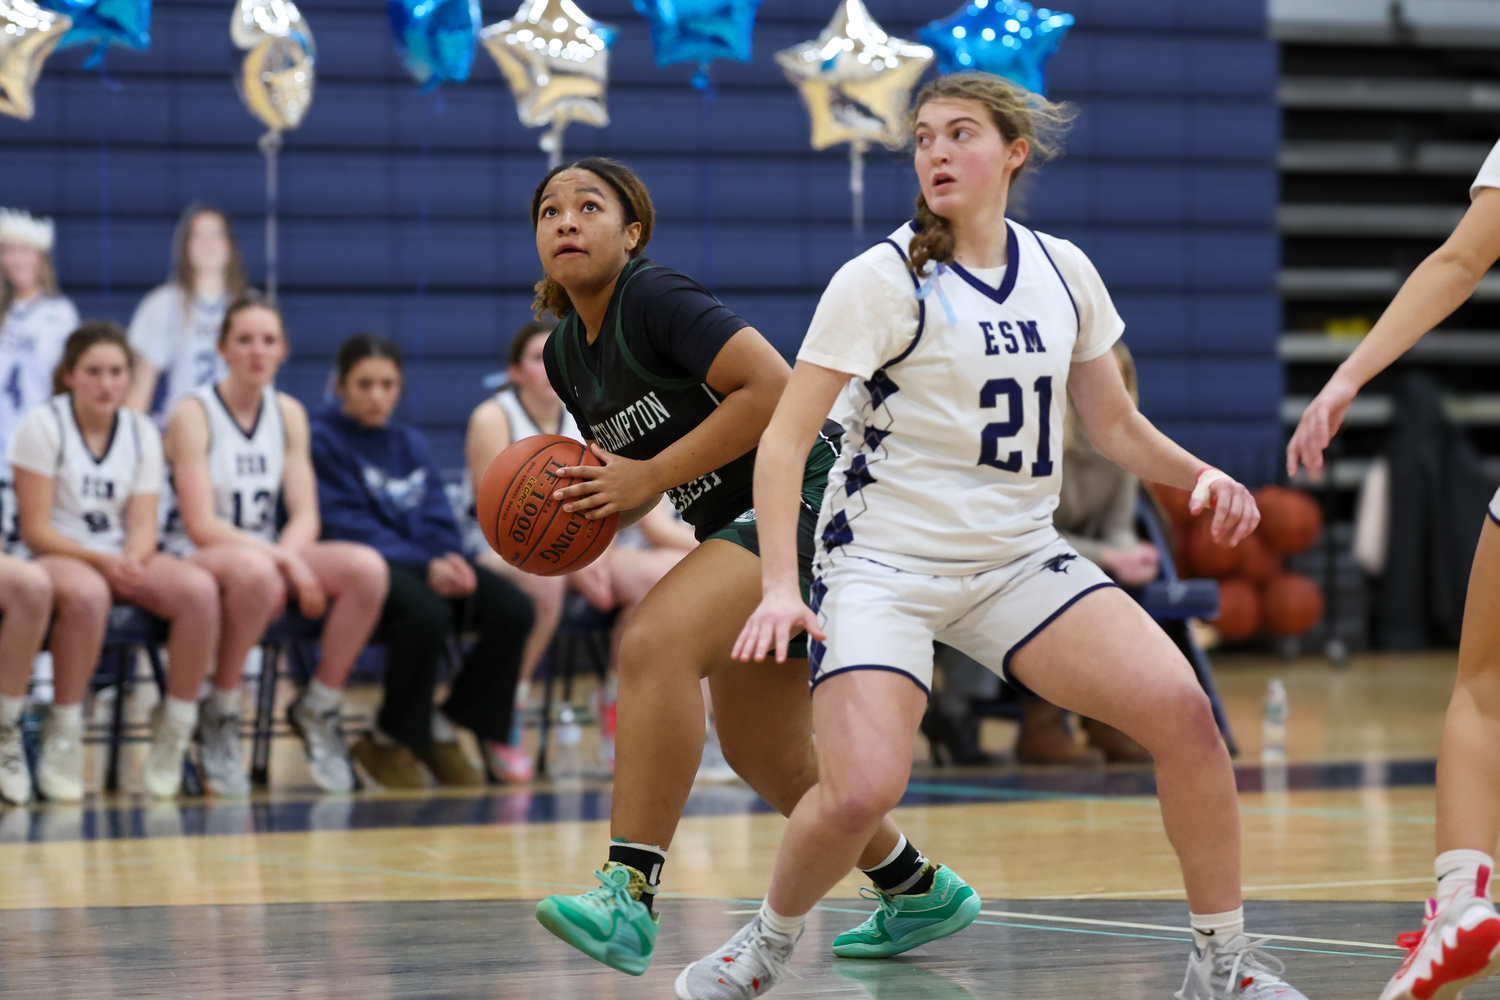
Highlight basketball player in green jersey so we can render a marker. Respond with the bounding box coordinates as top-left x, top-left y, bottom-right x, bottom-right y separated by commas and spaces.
527, 157, 981, 976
